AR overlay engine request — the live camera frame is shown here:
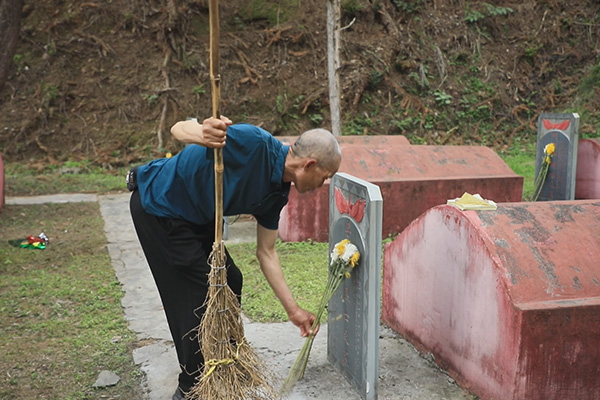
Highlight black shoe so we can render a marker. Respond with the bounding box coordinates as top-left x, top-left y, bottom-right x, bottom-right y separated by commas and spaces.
172, 387, 185, 400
